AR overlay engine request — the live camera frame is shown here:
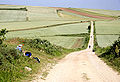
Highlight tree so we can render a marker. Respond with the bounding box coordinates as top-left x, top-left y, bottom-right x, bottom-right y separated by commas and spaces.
0, 28, 8, 44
